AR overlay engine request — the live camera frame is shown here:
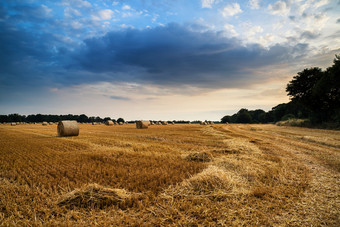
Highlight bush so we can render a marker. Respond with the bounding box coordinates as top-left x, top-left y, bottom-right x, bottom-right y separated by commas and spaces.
276, 118, 310, 127
281, 114, 295, 121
